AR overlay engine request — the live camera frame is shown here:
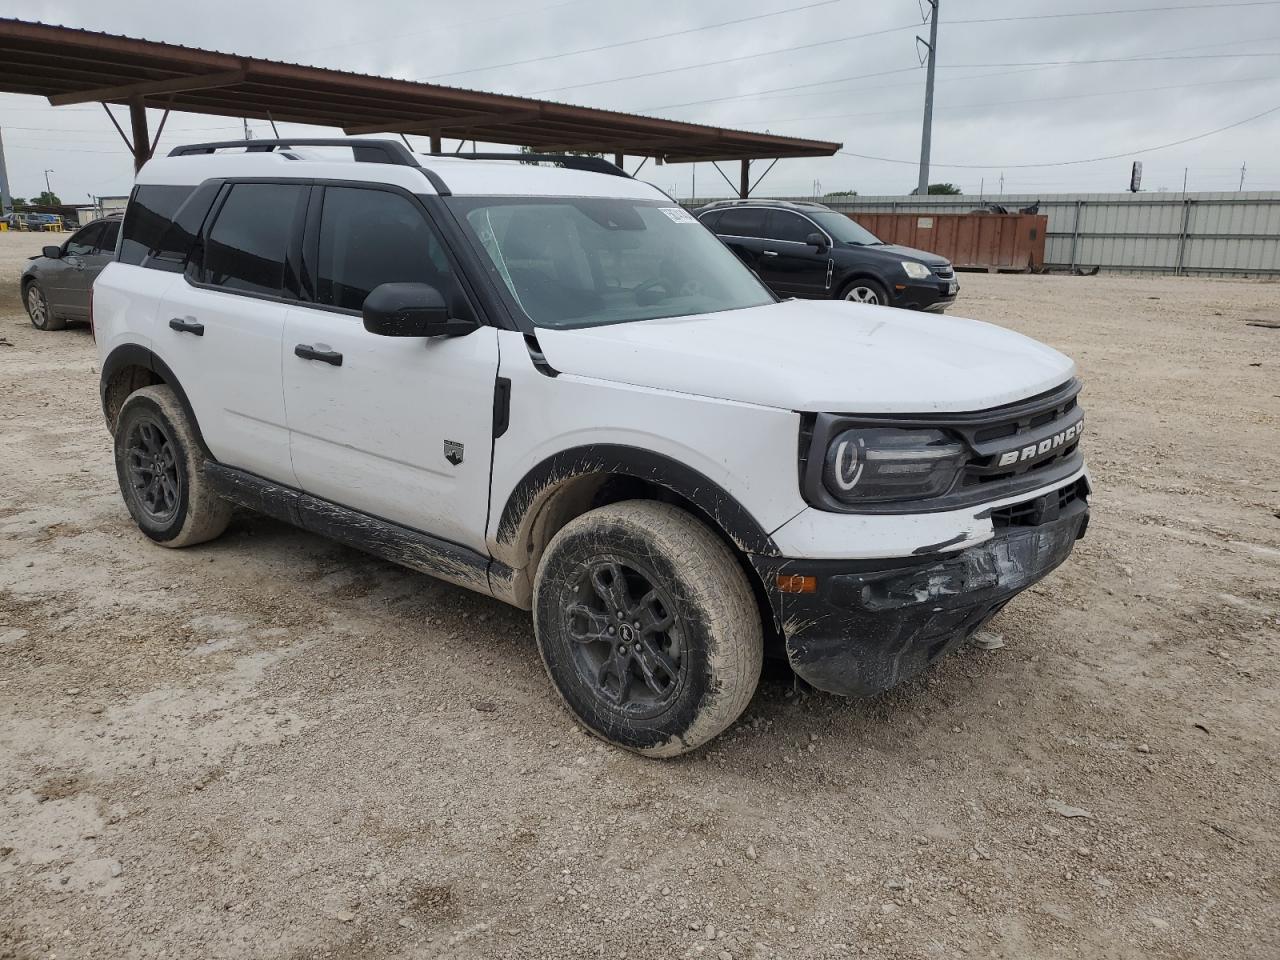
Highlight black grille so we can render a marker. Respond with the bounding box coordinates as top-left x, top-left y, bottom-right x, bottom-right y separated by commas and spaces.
934, 266, 955, 280
957, 383, 1083, 488
990, 478, 1088, 529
